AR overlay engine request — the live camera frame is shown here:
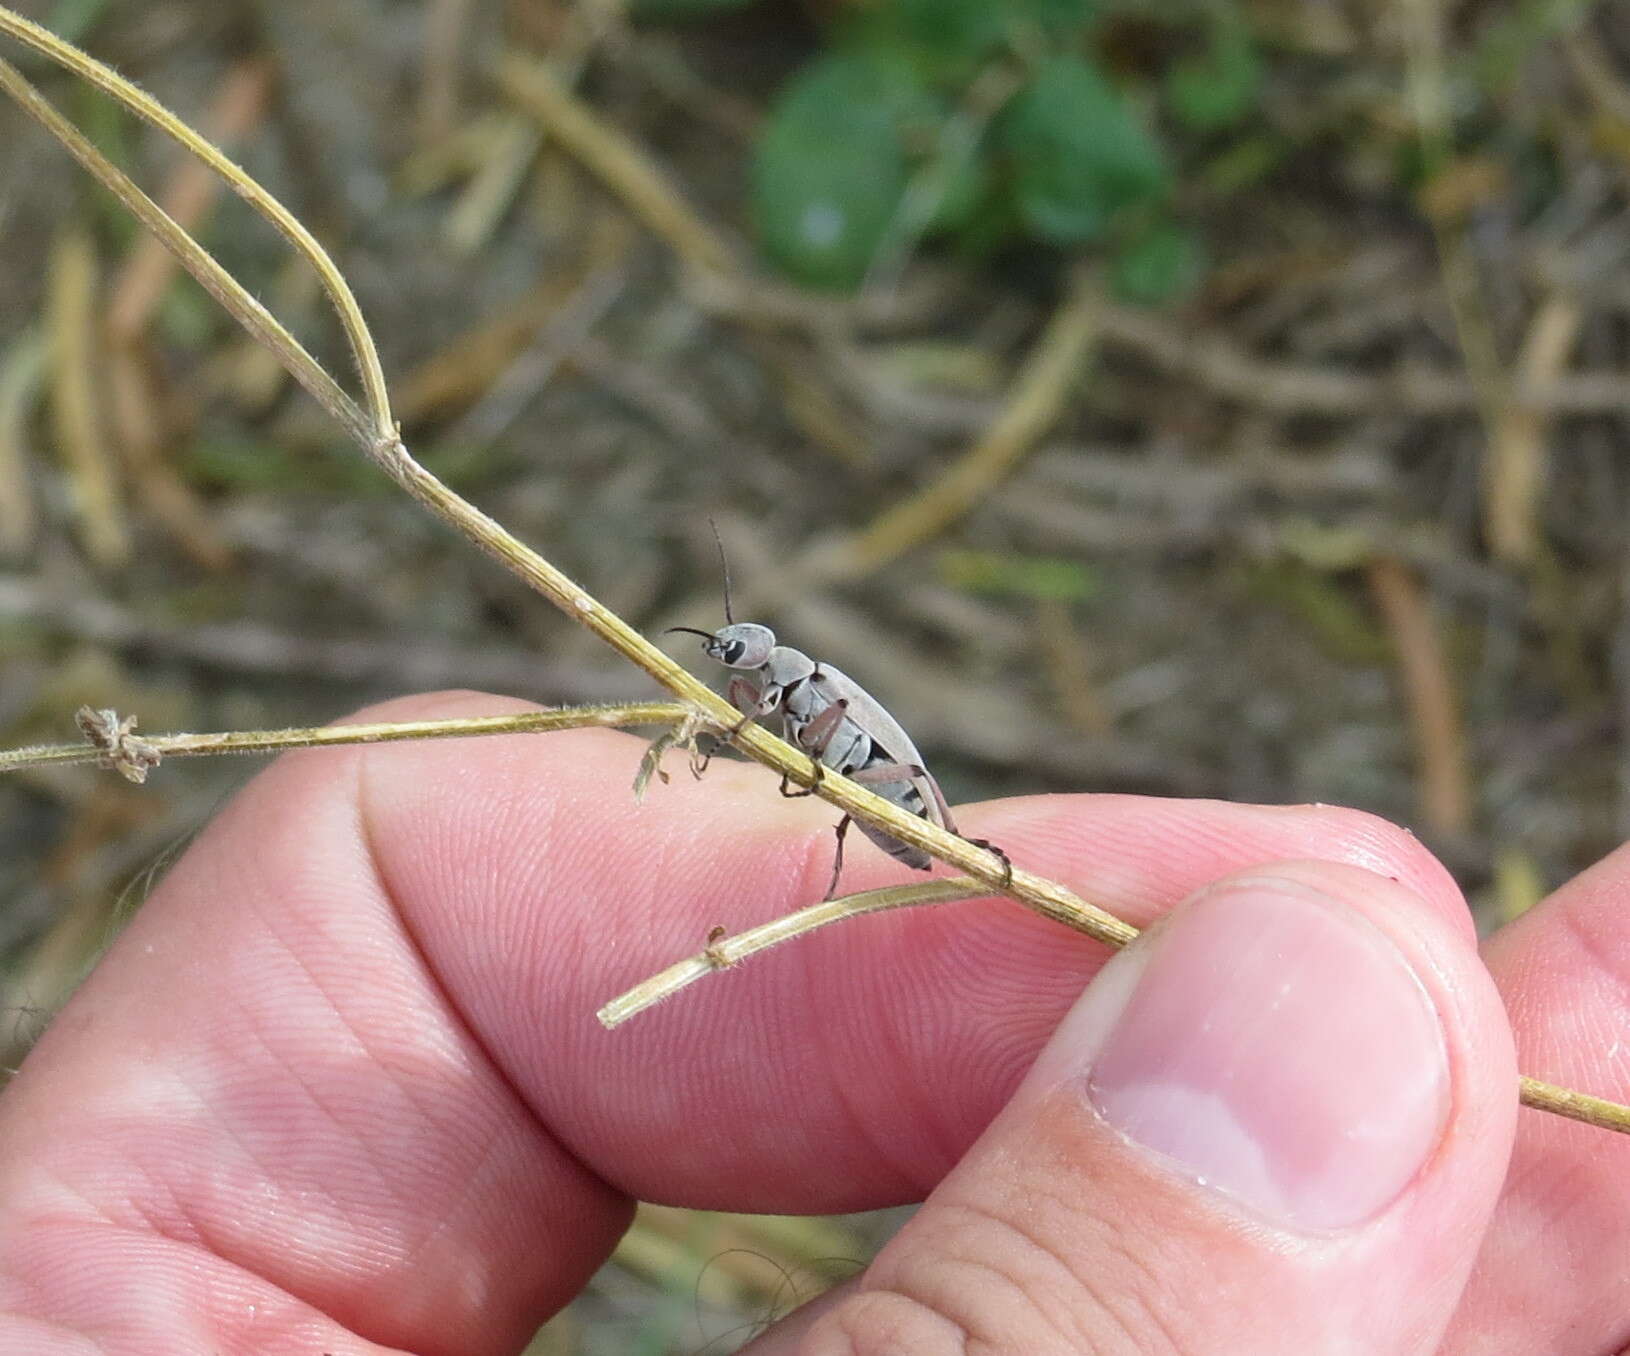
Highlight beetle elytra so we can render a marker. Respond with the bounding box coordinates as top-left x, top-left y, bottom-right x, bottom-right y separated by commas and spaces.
668, 543, 1008, 897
